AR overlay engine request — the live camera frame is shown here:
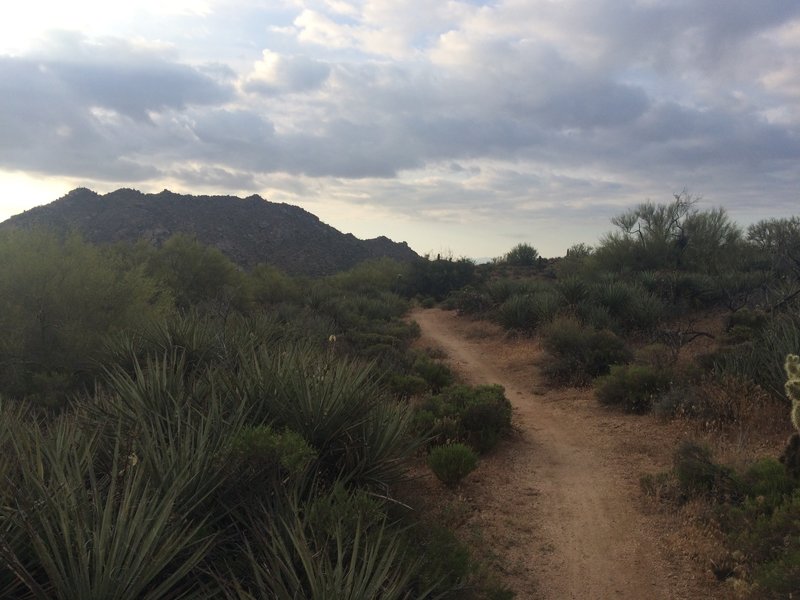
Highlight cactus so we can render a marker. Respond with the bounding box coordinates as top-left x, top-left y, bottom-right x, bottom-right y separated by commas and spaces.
787, 355, 800, 430
781, 354, 800, 477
